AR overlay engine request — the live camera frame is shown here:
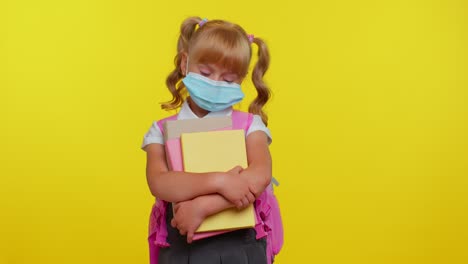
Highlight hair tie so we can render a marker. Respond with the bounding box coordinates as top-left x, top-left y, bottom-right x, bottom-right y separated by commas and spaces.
247, 34, 254, 43
199, 18, 208, 27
